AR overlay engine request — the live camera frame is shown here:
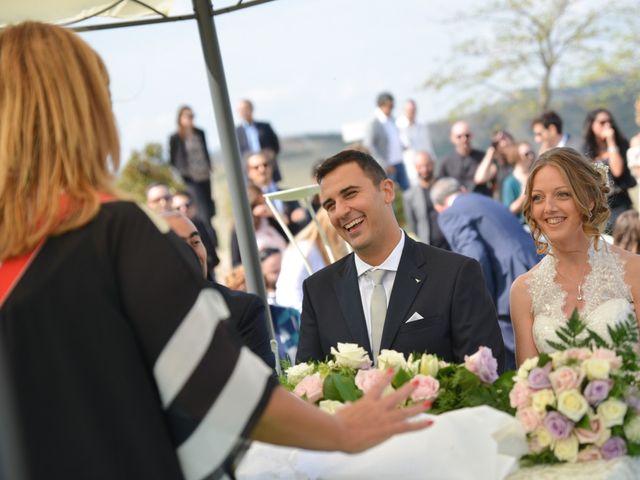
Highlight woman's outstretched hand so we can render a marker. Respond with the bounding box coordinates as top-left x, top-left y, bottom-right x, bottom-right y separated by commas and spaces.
334, 368, 434, 453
